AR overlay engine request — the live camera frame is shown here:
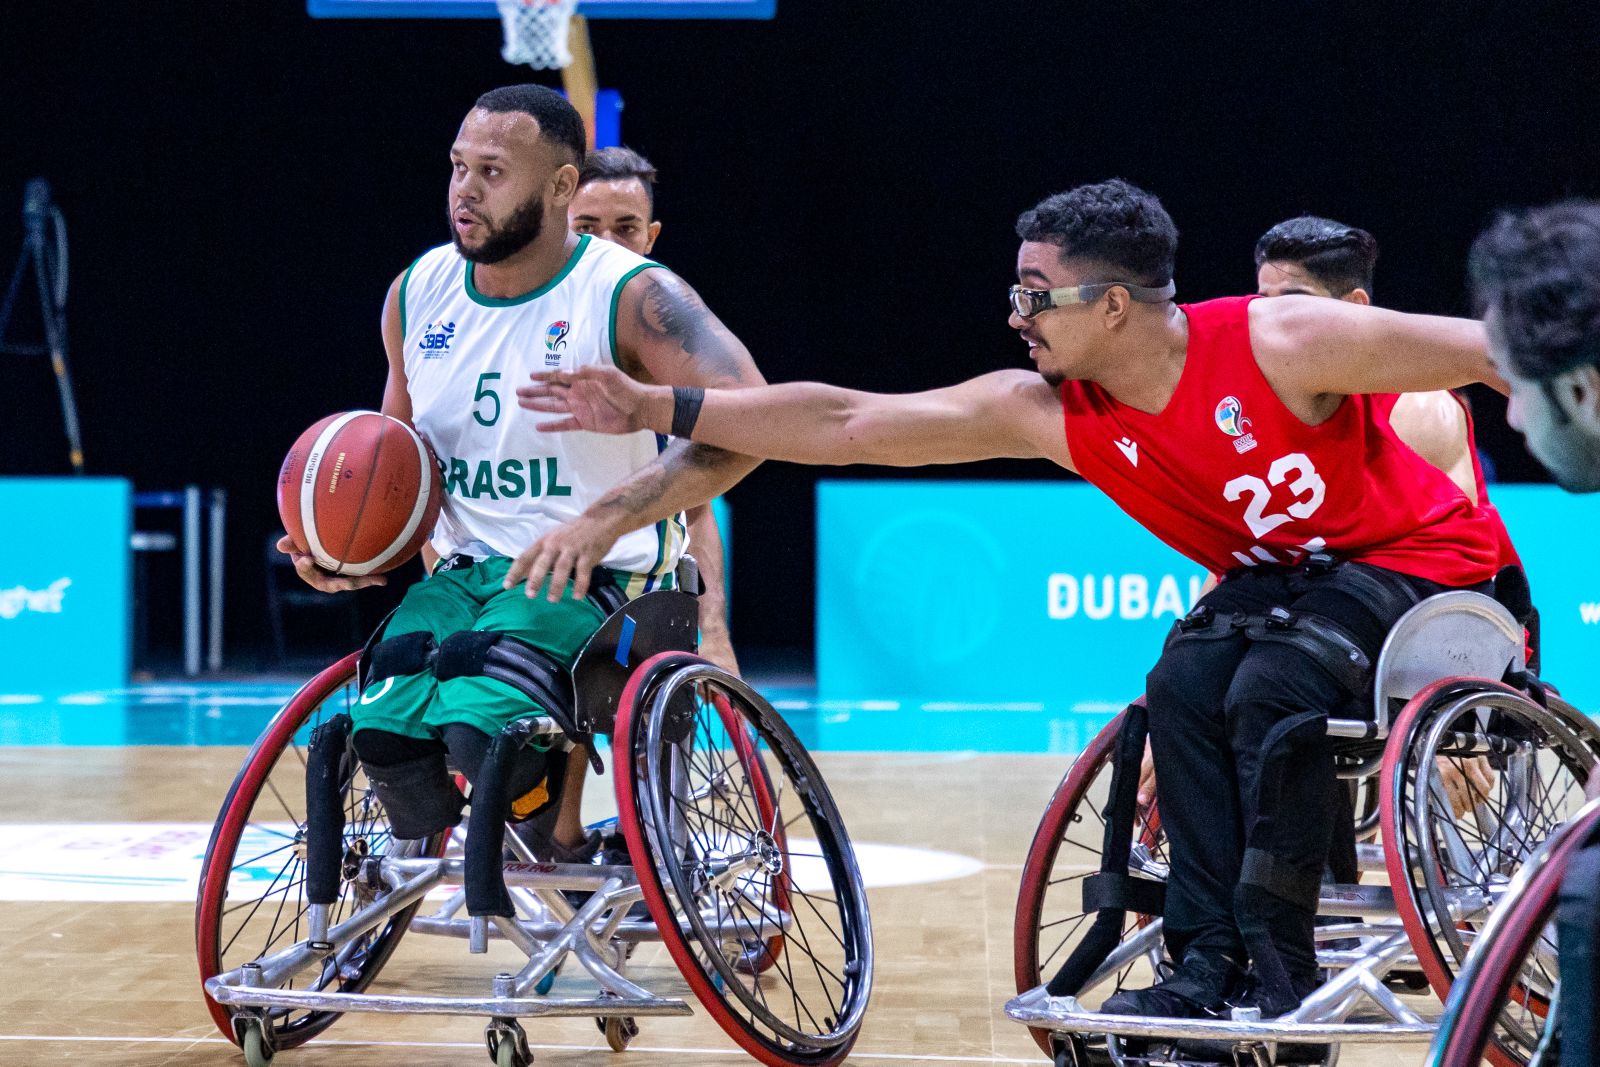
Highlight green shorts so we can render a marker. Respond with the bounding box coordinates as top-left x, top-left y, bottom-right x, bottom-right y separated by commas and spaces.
352, 557, 665, 740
